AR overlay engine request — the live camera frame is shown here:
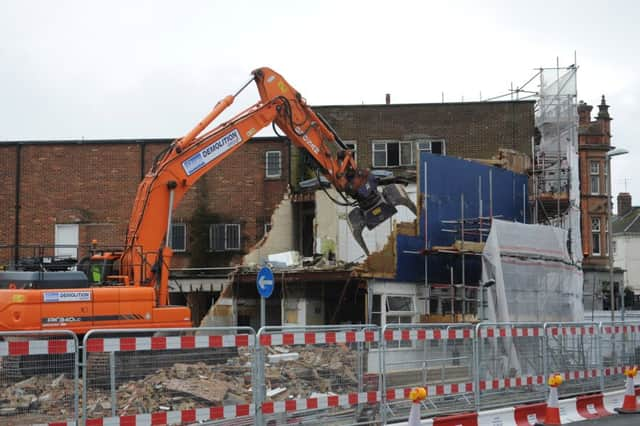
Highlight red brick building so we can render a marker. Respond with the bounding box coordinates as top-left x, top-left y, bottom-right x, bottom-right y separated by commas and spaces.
578, 96, 624, 310
0, 137, 290, 270
314, 100, 535, 167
